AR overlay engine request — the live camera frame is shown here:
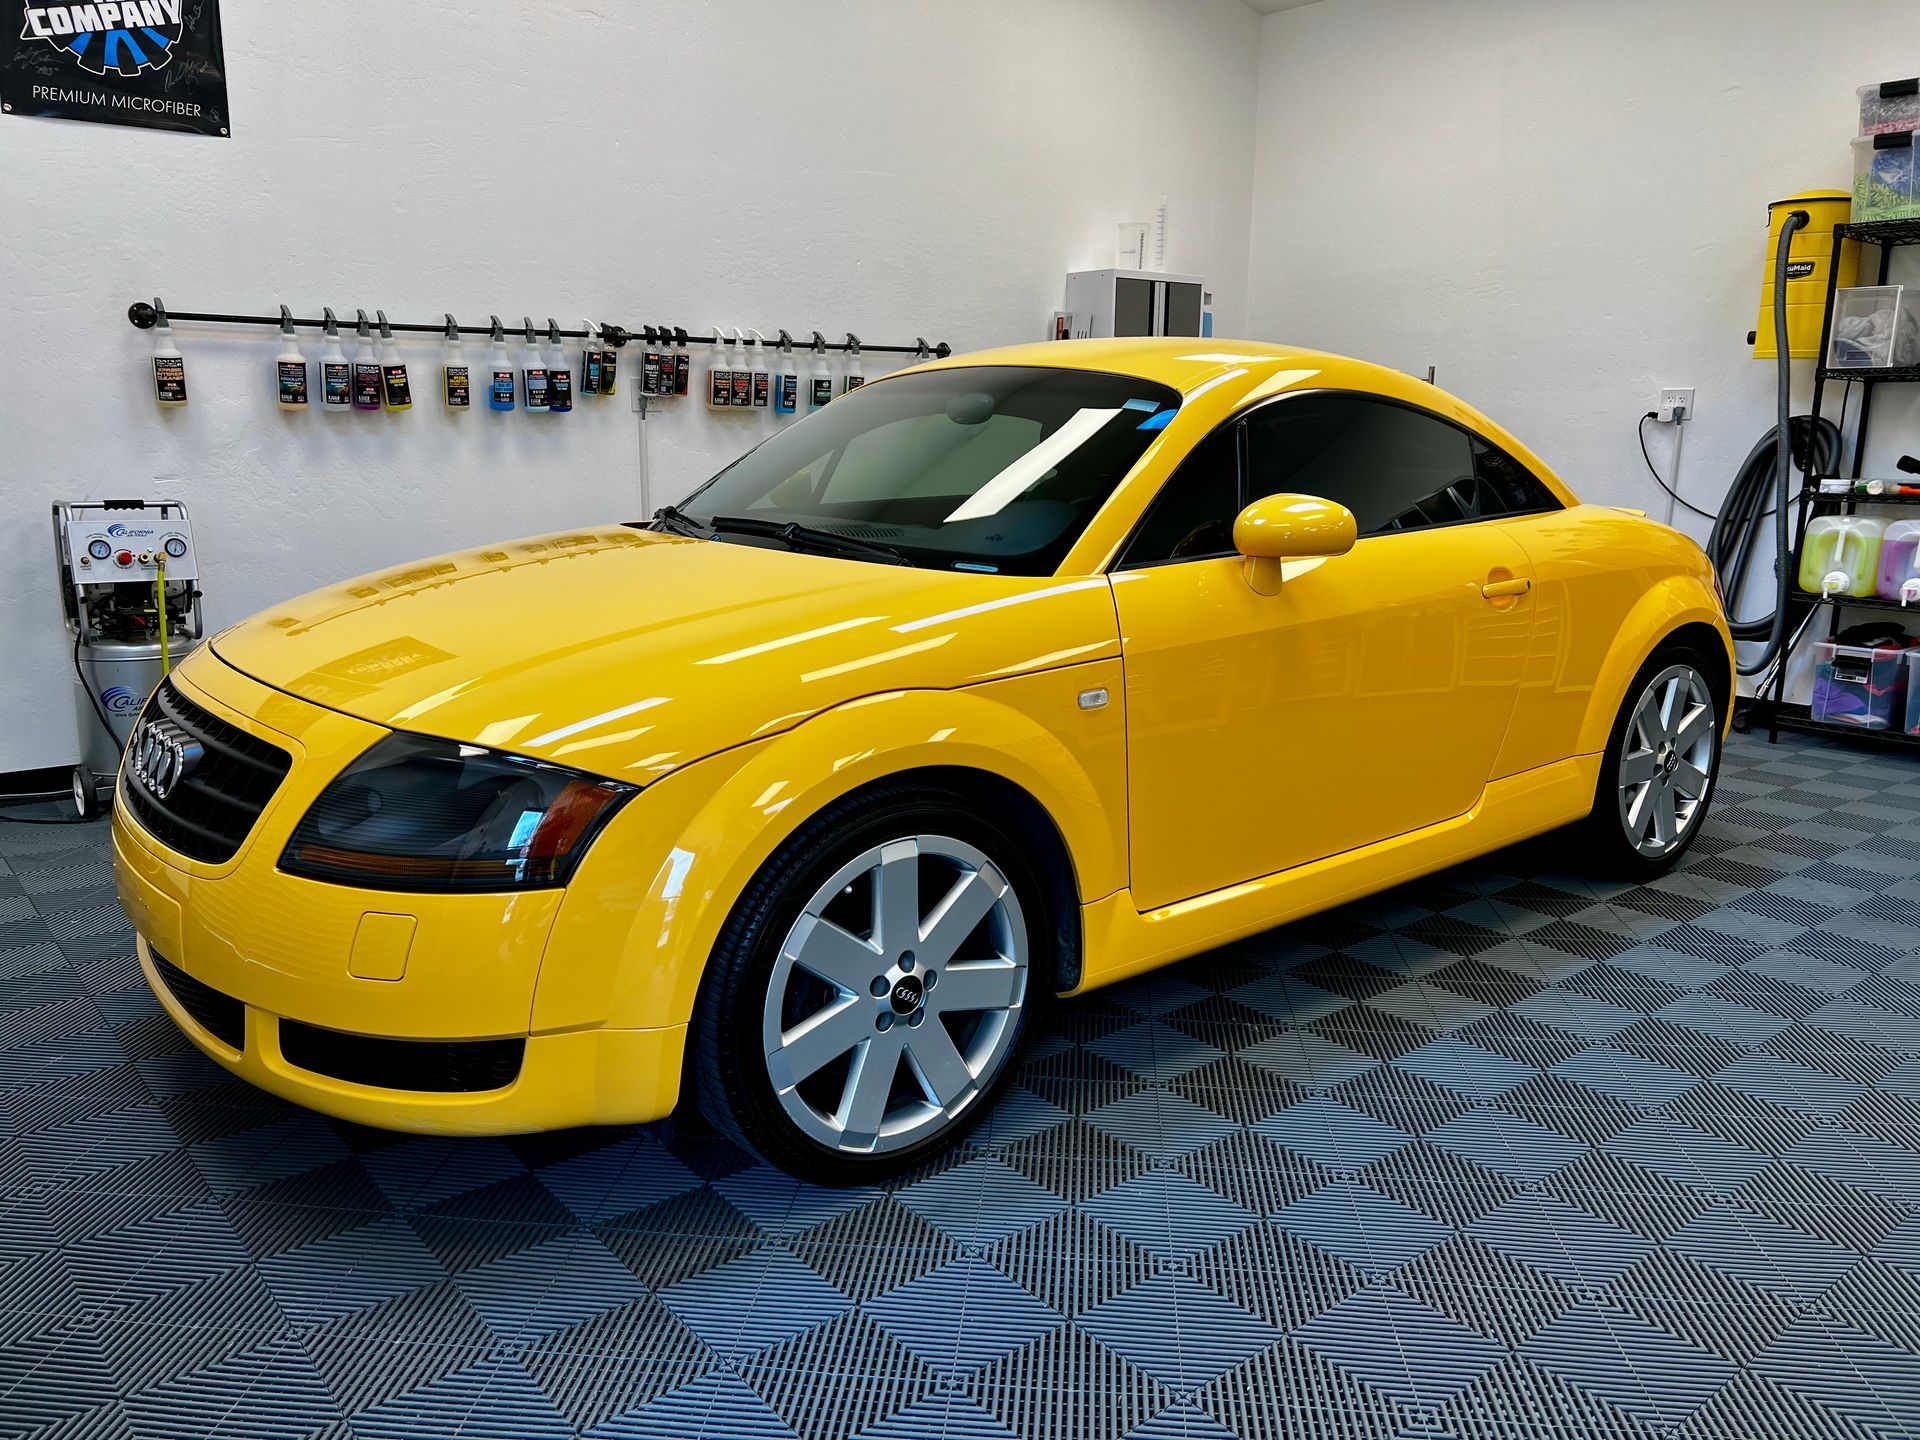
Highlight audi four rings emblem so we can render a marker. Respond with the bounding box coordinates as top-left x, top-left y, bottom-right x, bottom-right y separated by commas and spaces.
129, 717, 203, 800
